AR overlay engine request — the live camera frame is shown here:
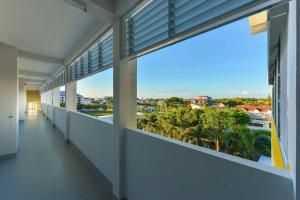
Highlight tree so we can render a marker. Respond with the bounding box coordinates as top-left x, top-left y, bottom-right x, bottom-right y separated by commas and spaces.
226, 100, 238, 107
164, 97, 186, 107
254, 134, 271, 157
201, 107, 229, 151
137, 101, 270, 161
227, 108, 251, 132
